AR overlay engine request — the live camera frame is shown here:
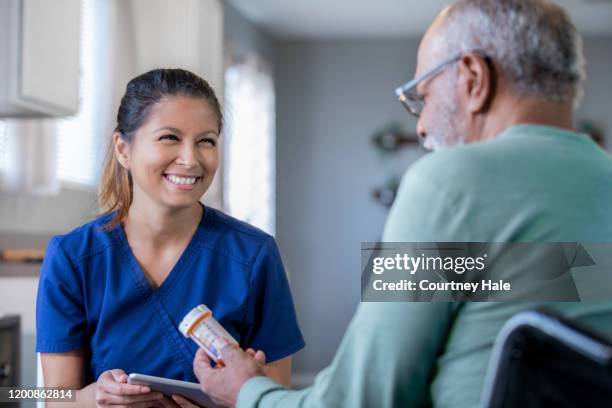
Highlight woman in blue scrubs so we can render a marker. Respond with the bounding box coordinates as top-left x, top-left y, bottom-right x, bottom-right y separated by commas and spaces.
36, 69, 304, 407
